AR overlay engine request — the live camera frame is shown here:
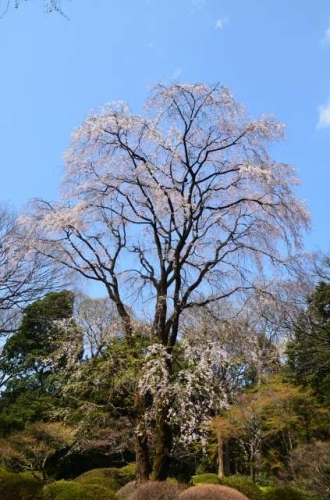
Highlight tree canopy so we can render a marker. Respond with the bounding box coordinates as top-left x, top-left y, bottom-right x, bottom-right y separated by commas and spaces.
1, 0, 68, 17
287, 280, 330, 403
19, 82, 310, 481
